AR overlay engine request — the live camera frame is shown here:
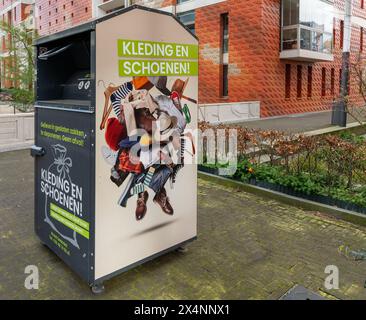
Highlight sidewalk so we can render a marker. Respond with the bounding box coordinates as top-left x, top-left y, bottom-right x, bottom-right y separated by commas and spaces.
1, 150, 365, 299
237, 109, 366, 133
